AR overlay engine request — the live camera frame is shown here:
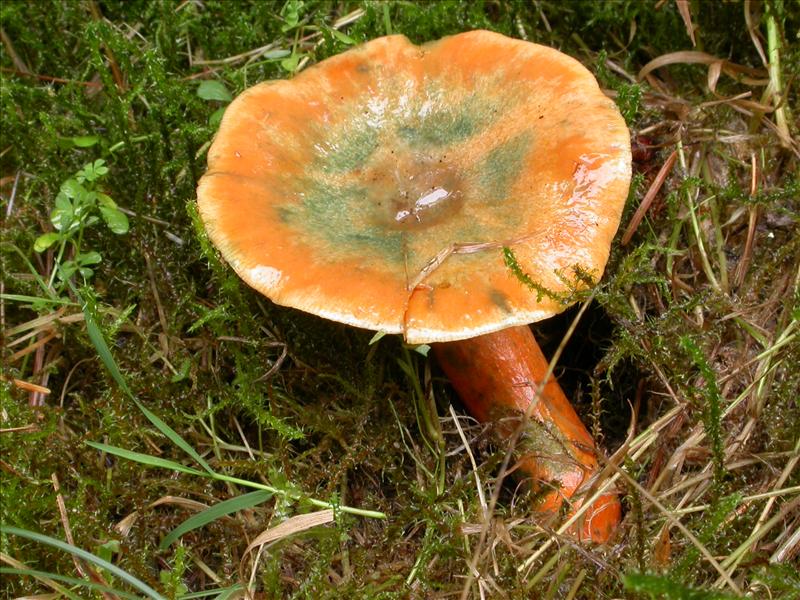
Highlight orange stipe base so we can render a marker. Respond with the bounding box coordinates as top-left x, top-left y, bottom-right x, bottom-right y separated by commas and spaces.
433, 325, 621, 543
